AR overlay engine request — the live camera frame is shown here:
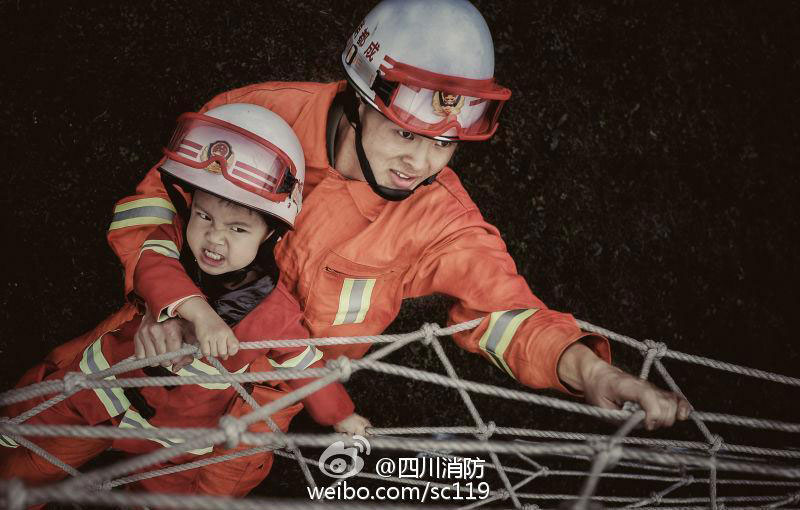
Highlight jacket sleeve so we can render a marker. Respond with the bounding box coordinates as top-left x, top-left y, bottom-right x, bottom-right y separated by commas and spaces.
107, 161, 188, 298
263, 286, 355, 426
406, 206, 611, 394
133, 223, 205, 322
262, 349, 355, 426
